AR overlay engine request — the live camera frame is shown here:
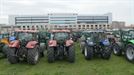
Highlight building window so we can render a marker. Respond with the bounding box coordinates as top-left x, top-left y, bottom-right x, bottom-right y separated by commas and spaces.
83, 25, 85, 27
91, 25, 93, 29
27, 26, 30, 30
23, 26, 25, 30
87, 25, 89, 27
55, 25, 57, 28
32, 26, 35, 30
95, 25, 98, 29
41, 25, 44, 29
99, 25, 102, 29
36, 26, 39, 30
78, 25, 81, 27
107, 25, 110, 29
